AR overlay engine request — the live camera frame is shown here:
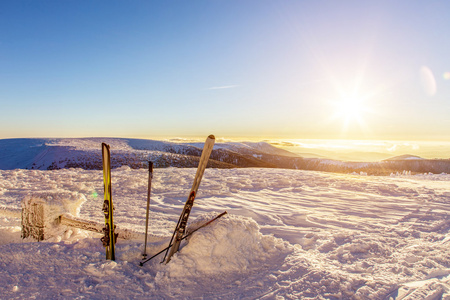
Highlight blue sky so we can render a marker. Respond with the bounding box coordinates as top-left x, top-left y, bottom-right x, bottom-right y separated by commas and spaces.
1, 1, 450, 140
